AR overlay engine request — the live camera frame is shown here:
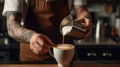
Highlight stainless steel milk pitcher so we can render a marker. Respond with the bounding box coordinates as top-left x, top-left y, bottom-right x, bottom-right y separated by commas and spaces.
60, 15, 87, 38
